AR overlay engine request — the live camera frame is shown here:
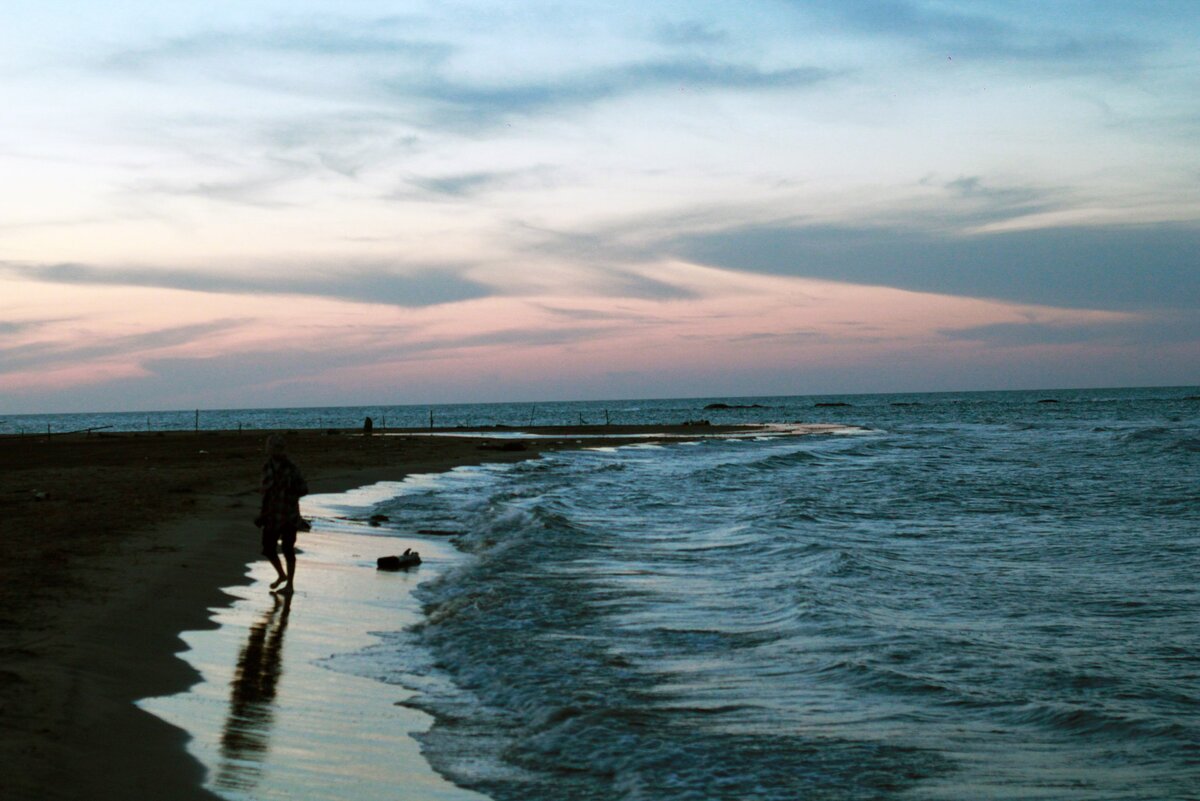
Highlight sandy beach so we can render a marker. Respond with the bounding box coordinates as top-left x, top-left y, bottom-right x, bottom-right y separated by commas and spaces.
0, 425, 748, 801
